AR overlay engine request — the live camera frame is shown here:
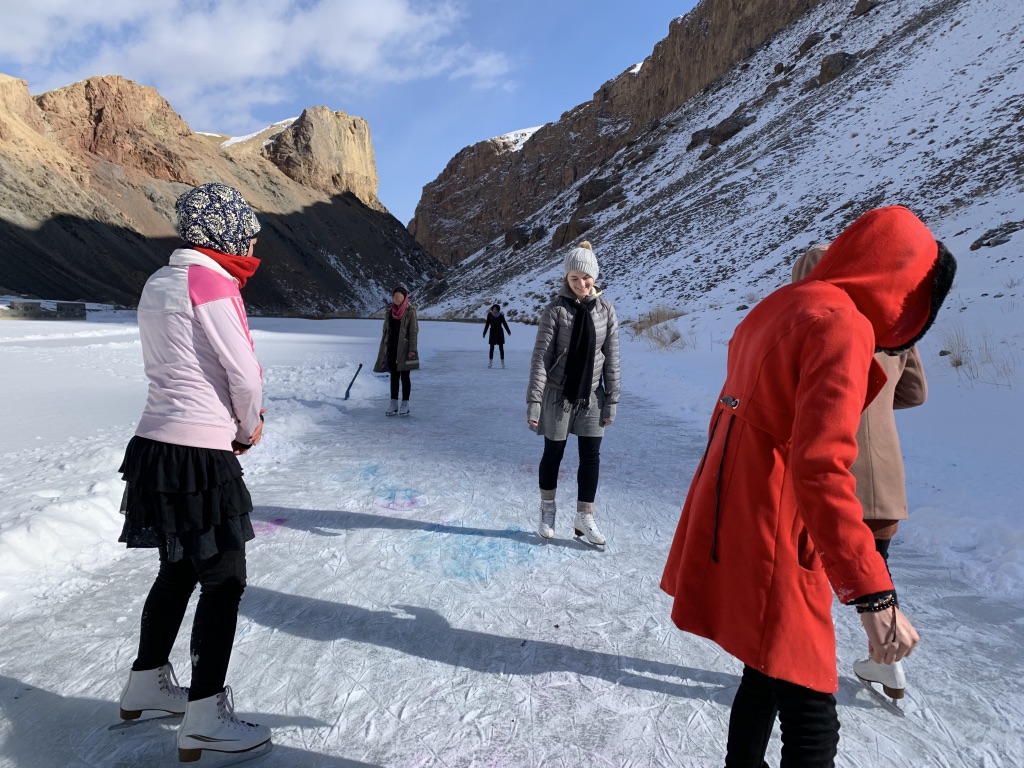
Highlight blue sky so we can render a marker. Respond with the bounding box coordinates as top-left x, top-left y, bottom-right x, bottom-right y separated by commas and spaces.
0, 1, 697, 225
